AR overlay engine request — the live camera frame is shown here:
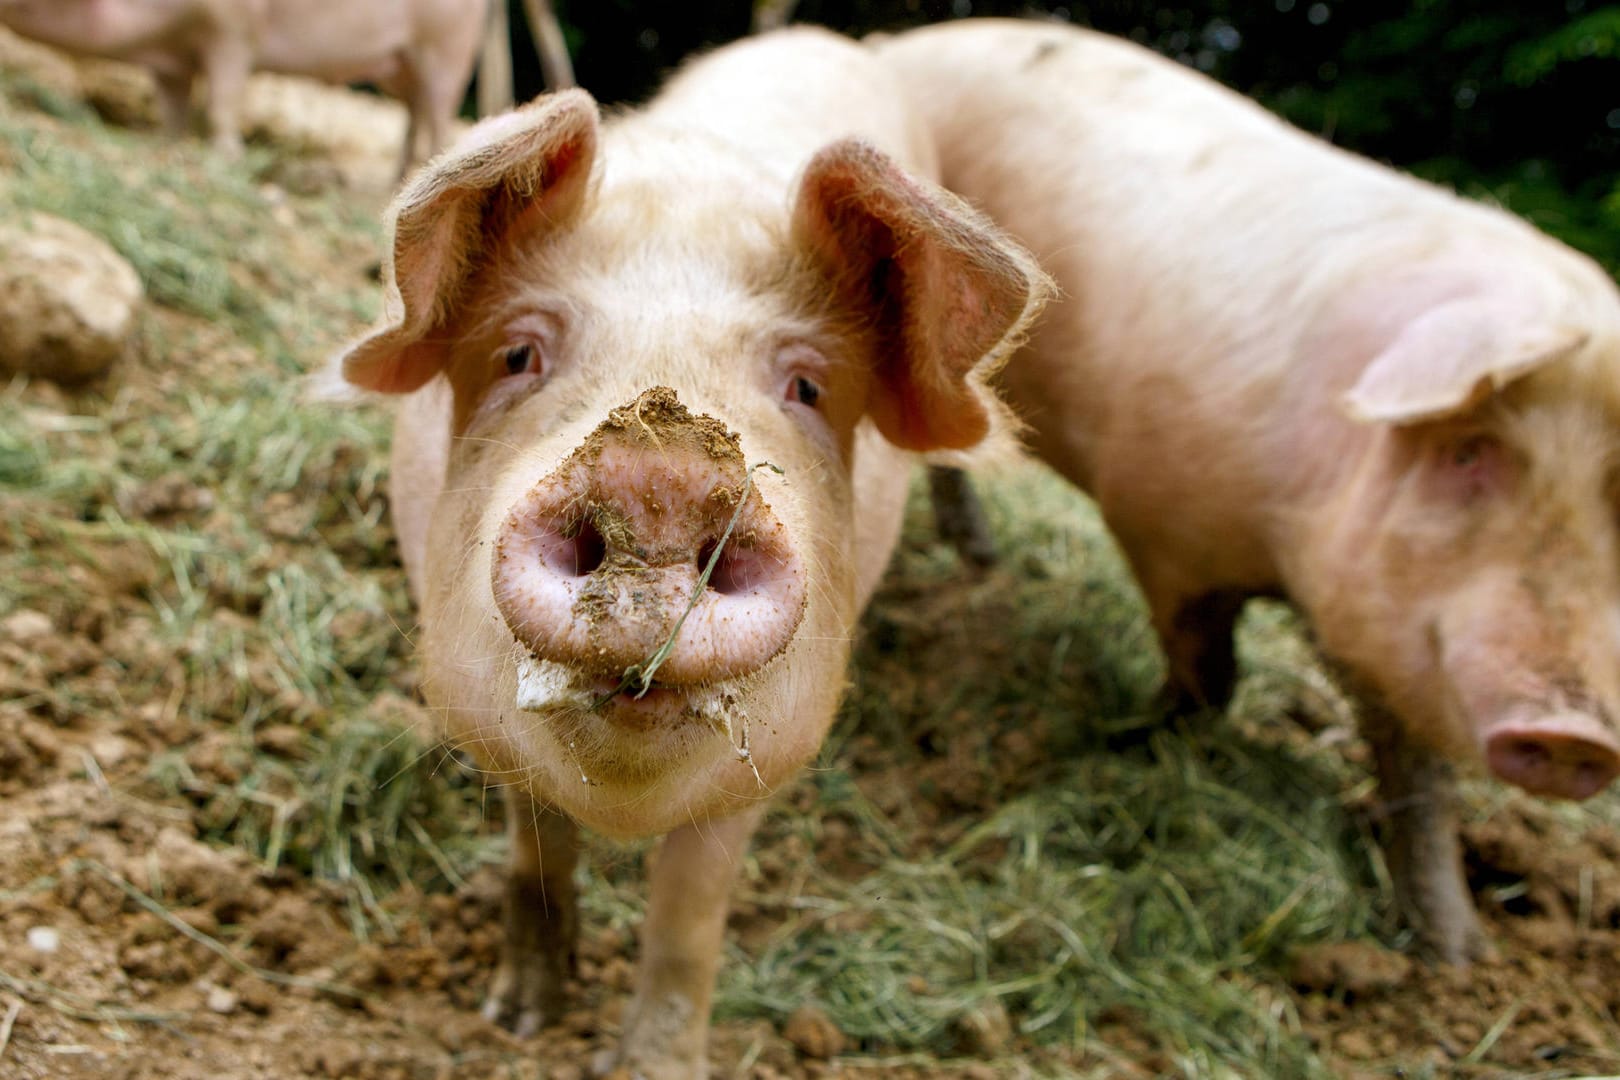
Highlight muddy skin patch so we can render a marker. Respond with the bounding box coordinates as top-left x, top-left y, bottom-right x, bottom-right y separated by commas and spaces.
550, 386, 755, 569
591, 459, 786, 705
601, 385, 744, 469
512, 653, 763, 787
